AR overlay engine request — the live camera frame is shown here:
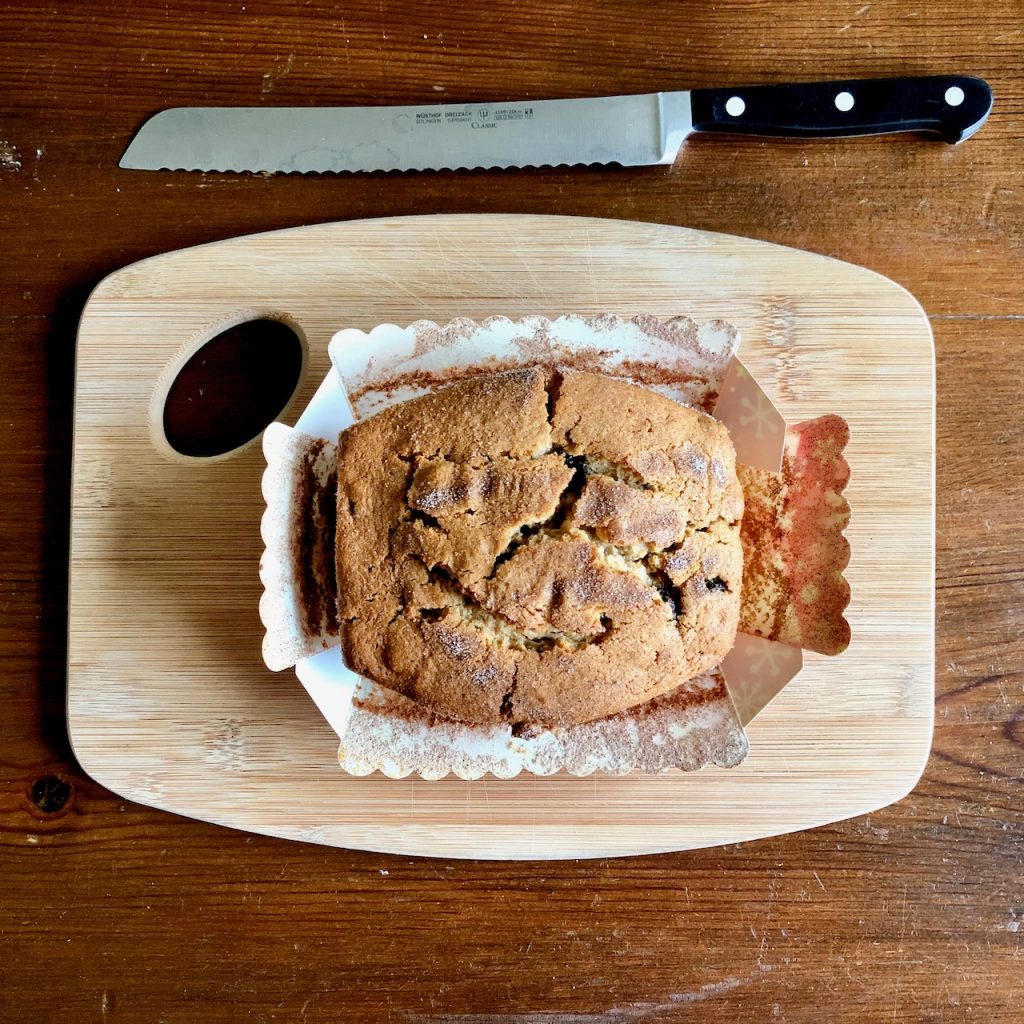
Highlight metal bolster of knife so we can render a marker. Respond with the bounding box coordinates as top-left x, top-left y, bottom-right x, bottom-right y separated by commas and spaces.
657, 91, 694, 164
689, 75, 993, 144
